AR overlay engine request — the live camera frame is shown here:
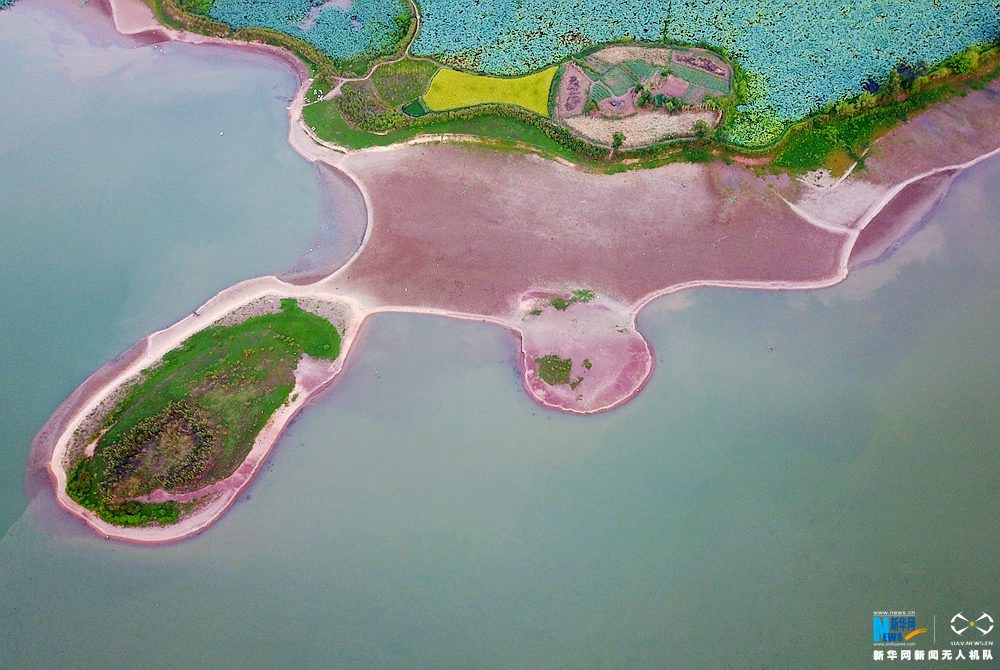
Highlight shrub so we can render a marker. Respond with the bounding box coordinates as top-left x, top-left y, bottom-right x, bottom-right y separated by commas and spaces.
534, 355, 573, 386
339, 79, 408, 132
